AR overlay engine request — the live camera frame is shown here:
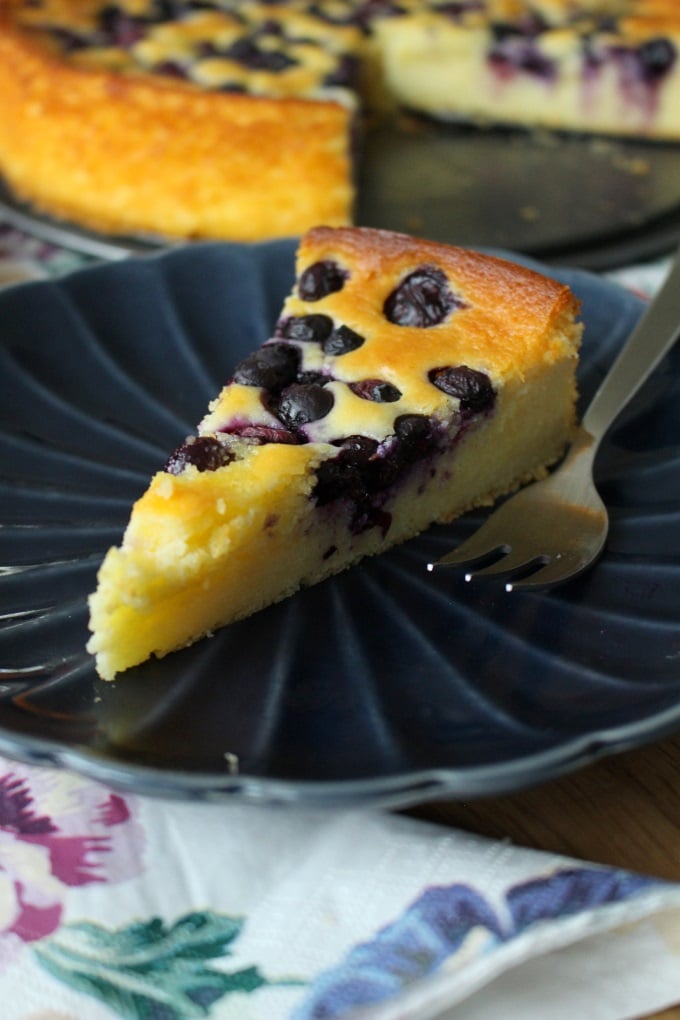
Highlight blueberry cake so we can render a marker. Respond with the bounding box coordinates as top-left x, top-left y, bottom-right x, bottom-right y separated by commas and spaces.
0, 1, 678, 242
87, 226, 582, 679
375, 0, 680, 139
